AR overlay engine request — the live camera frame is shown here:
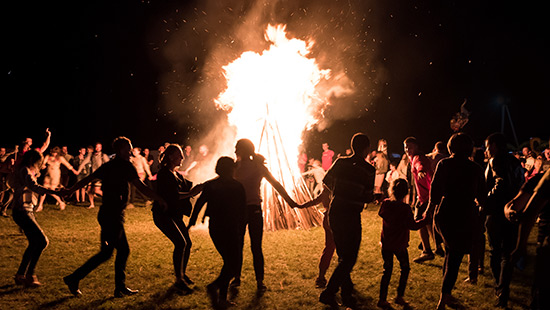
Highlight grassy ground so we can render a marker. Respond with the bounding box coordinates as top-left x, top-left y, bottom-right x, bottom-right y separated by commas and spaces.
0, 201, 534, 310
